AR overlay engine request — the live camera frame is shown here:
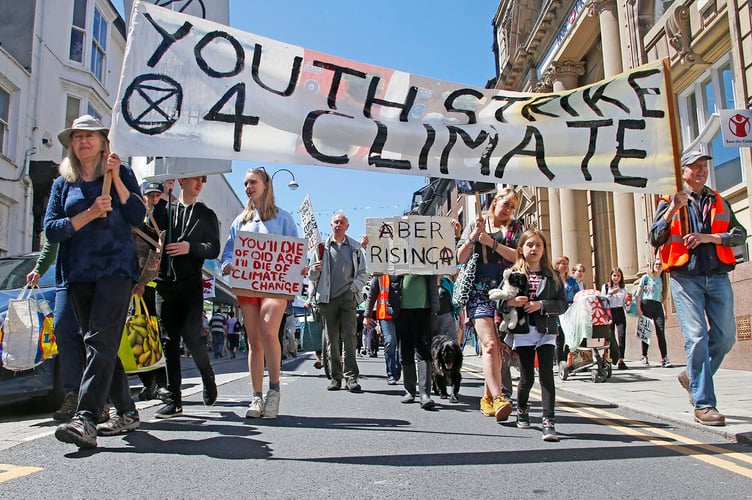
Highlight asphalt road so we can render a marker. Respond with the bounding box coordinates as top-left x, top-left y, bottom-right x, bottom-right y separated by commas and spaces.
1, 351, 751, 499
